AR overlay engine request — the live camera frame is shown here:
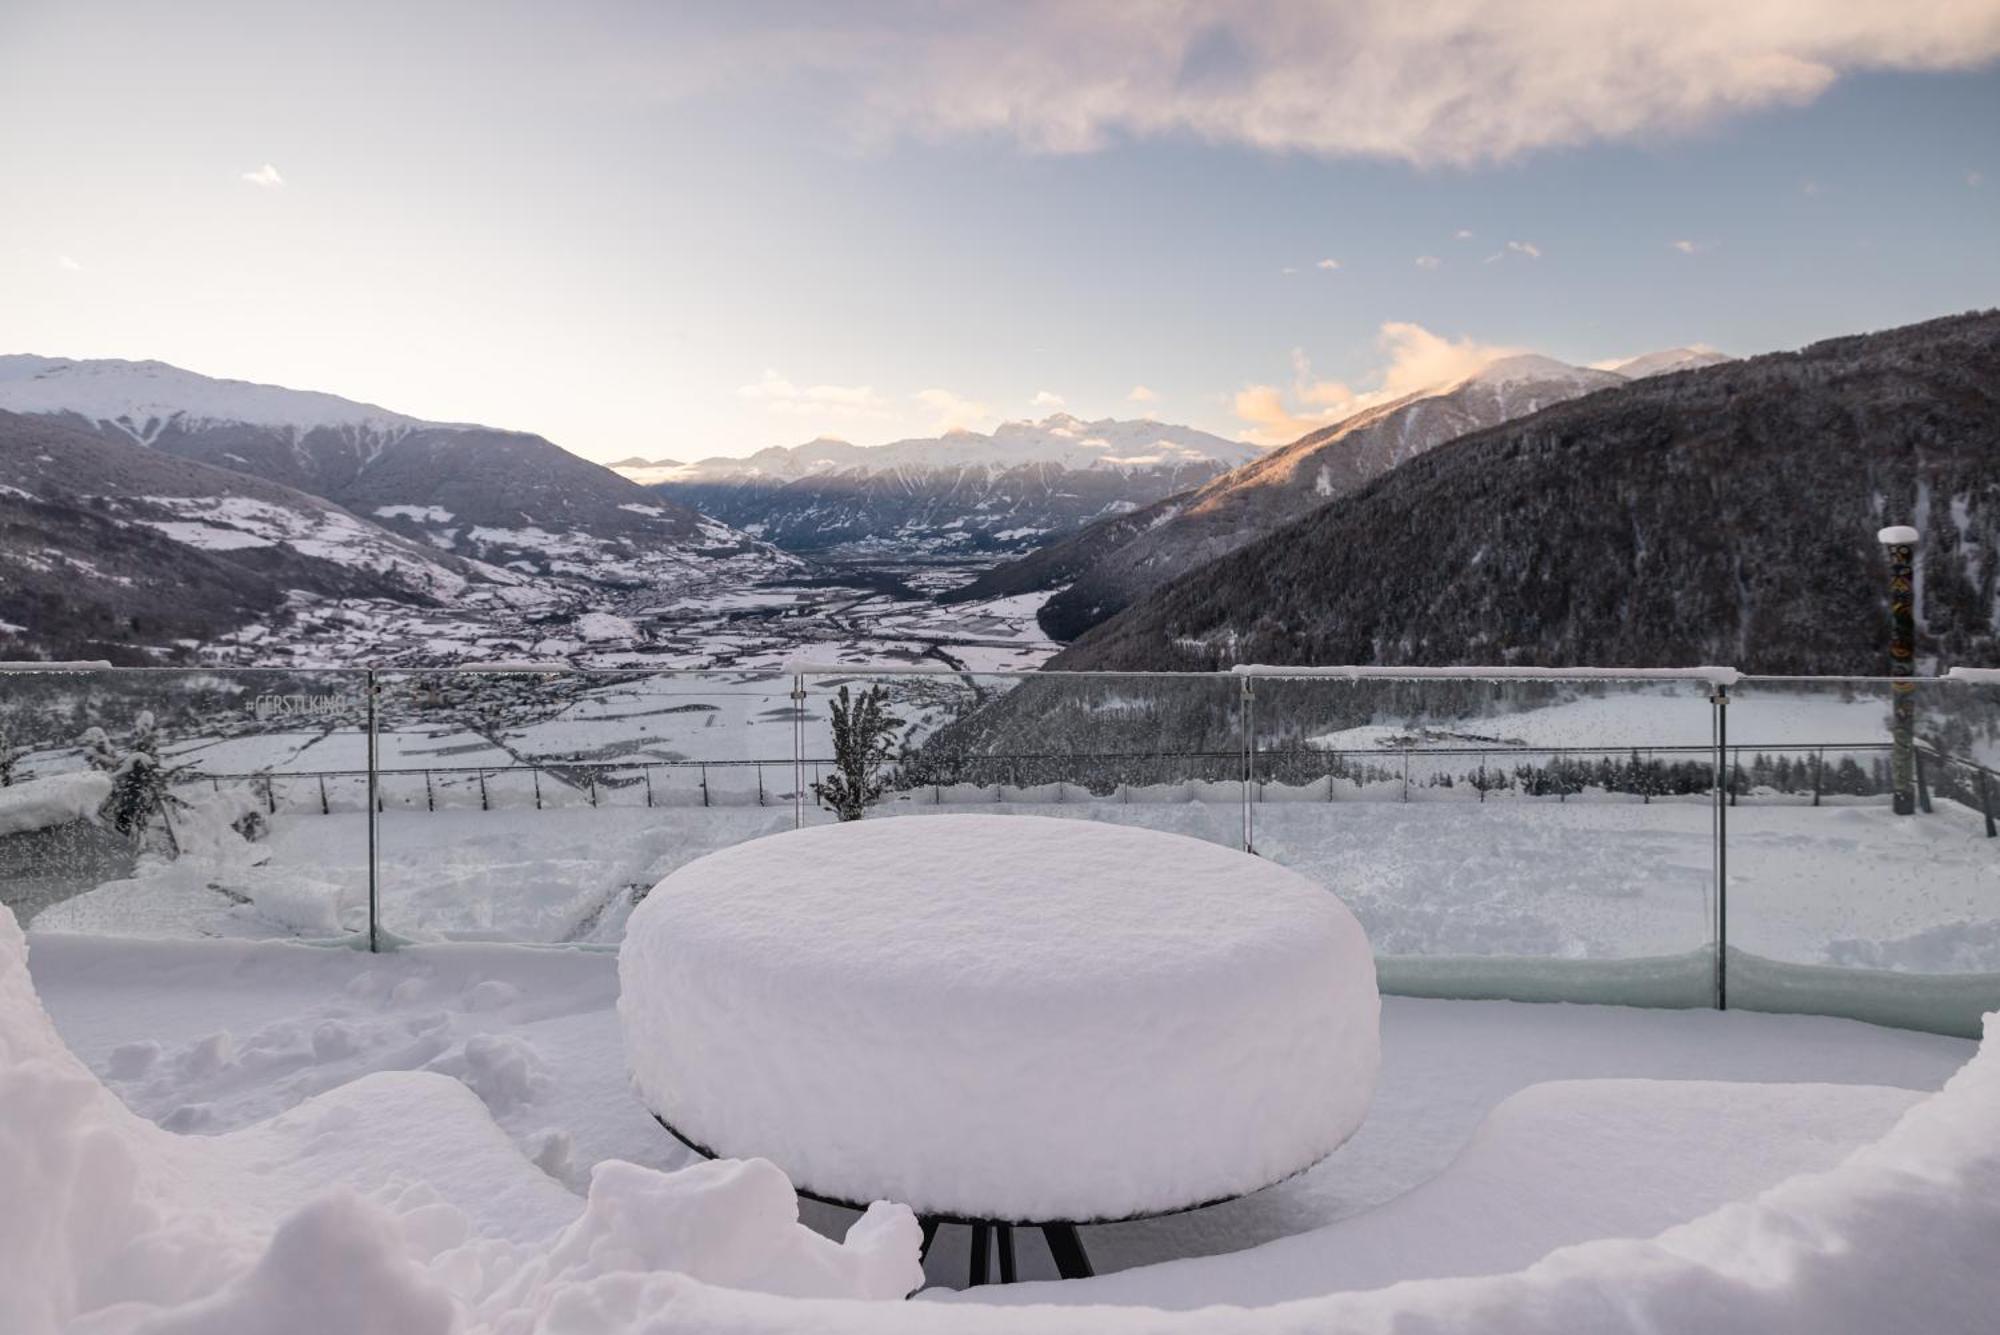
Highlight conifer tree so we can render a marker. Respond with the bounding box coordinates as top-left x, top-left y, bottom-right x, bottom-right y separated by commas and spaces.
812, 684, 904, 821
